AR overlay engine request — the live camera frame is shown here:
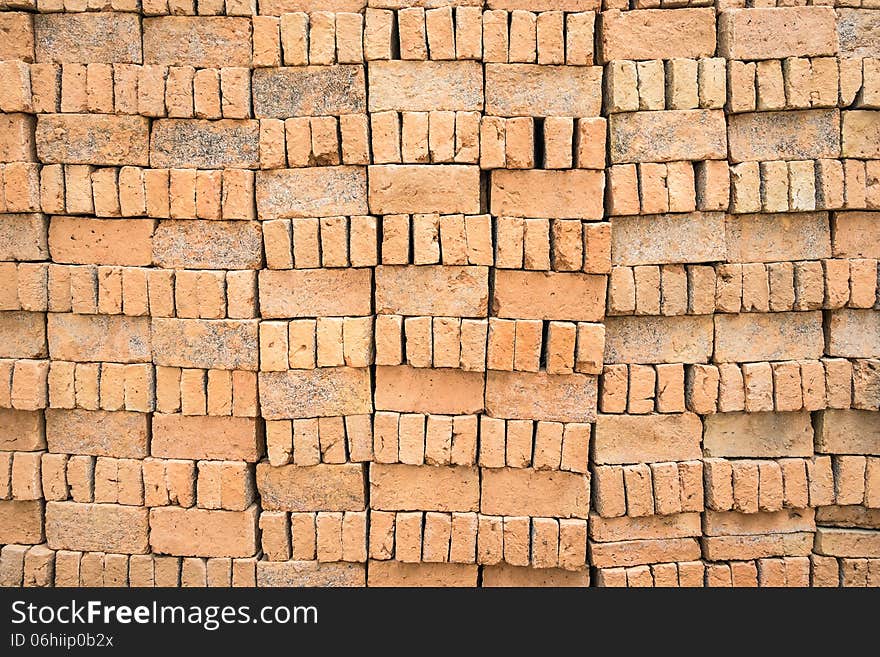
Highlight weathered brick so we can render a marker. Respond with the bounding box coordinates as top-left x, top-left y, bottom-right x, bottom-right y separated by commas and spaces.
610, 110, 726, 164
604, 316, 713, 364
143, 17, 251, 68
258, 560, 365, 587
369, 61, 482, 112
0, 215, 48, 261
260, 368, 372, 419
253, 66, 366, 117
0, 311, 47, 359
37, 115, 149, 166
486, 371, 596, 423
485, 64, 602, 117
257, 463, 366, 512
593, 413, 702, 465
150, 120, 259, 169
257, 167, 368, 218
725, 213, 830, 263
728, 110, 840, 163
815, 410, 880, 456
151, 319, 258, 370
703, 412, 813, 458
152, 221, 261, 270
611, 212, 725, 266
46, 502, 148, 553
35, 13, 142, 64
